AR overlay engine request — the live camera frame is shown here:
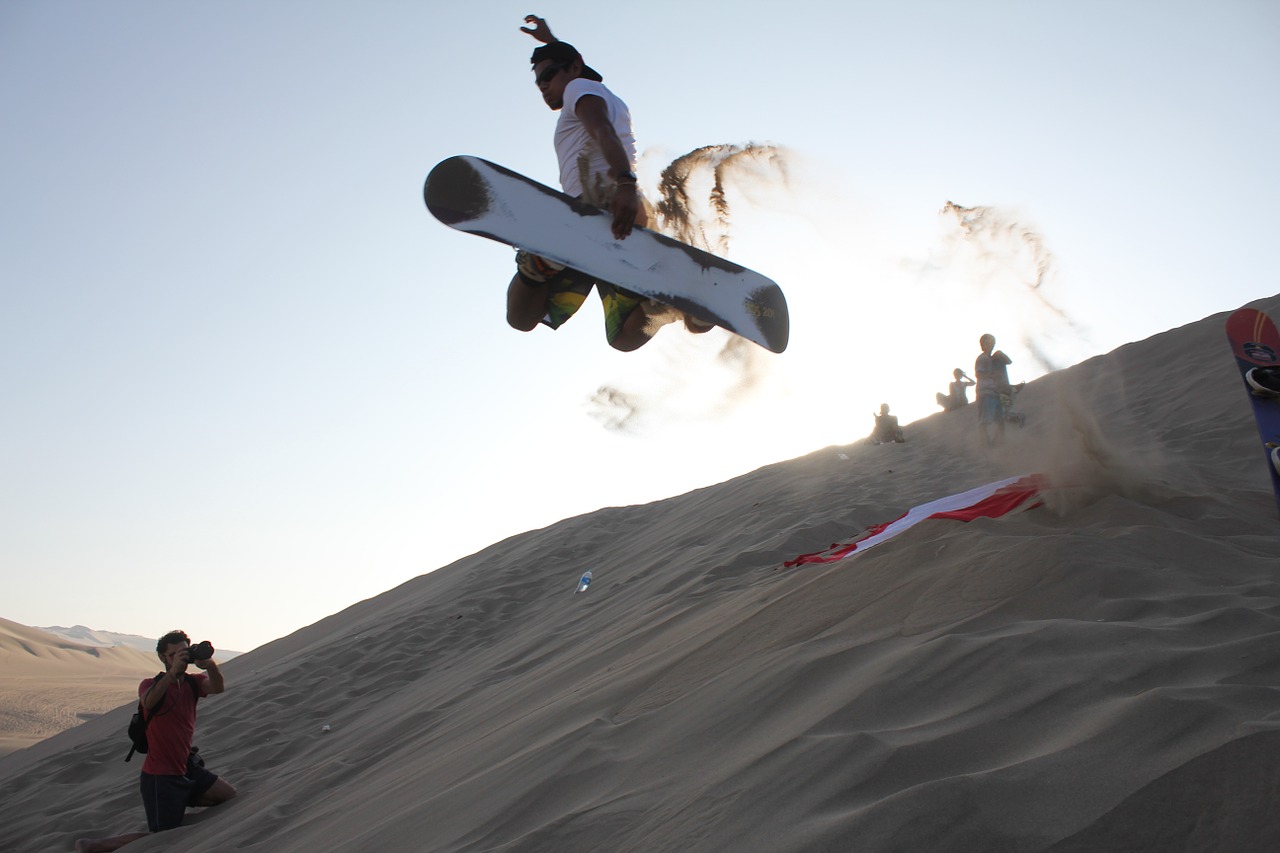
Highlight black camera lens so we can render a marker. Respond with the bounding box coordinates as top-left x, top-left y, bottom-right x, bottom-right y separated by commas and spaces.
187, 641, 215, 662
